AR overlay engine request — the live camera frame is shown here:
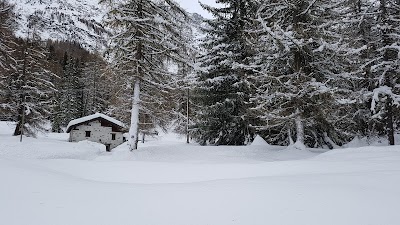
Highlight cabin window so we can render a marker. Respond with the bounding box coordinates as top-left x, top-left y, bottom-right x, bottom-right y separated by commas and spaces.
85, 131, 91, 137
112, 133, 116, 140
